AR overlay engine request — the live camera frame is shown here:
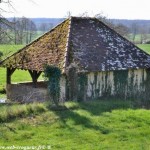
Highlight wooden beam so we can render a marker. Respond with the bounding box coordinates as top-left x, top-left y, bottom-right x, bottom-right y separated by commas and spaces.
6, 68, 16, 84
28, 70, 42, 87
